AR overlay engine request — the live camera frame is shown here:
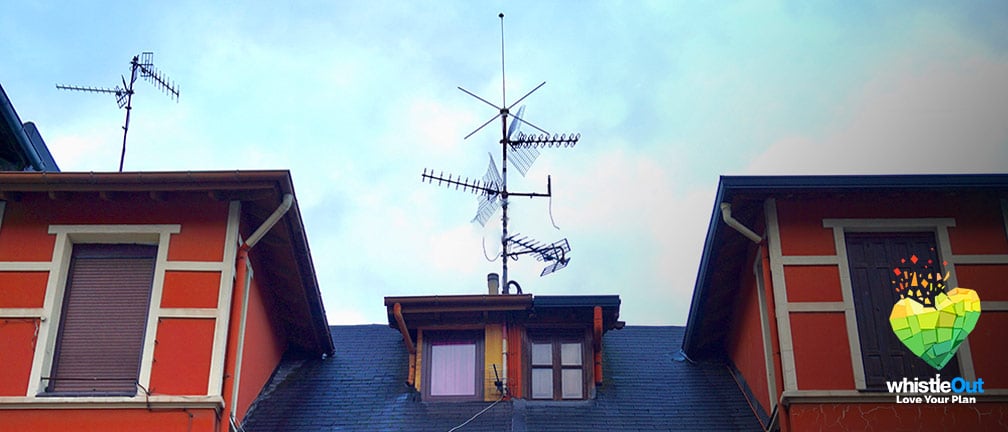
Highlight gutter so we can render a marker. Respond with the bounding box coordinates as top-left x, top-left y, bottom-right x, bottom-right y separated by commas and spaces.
720, 202, 762, 243
229, 194, 294, 423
